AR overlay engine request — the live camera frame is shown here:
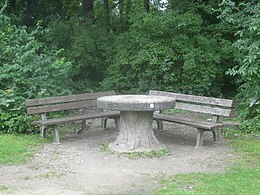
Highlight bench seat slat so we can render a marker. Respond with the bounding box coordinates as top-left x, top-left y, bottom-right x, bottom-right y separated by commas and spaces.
32, 111, 120, 126
153, 113, 224, 130
26, 91, 116, 107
